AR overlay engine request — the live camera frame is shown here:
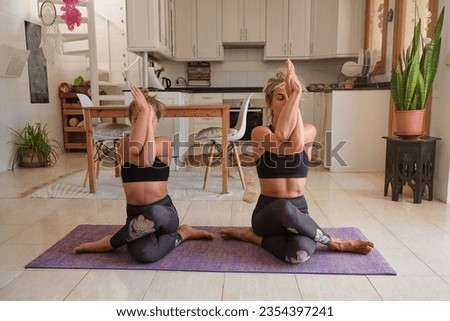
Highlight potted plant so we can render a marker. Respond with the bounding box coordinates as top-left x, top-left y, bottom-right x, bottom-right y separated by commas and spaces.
391, 7, 445, 137
10, 123, 62, 170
